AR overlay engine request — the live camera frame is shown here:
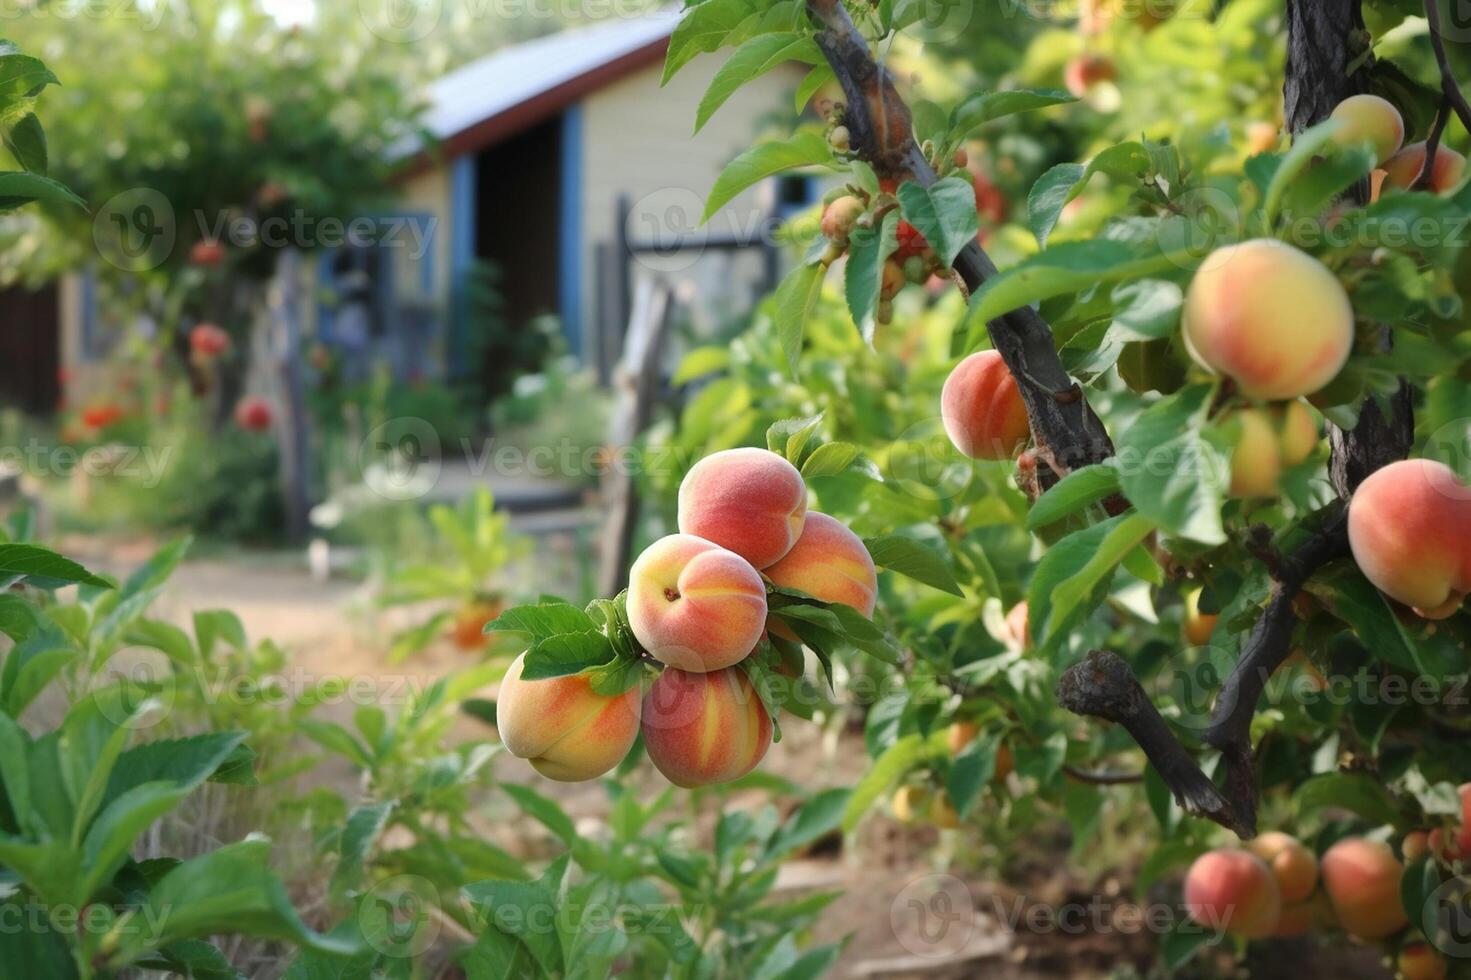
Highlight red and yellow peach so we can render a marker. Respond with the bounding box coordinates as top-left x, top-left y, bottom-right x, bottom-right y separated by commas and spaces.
641, 666, 772, 787
764, 512, 877, 617
1183, 848, 1283, 939
941, 350, 1031, 460
495, 653, 642, 781
1183, 240, 1354, 401
677, 448, 807, 570
1247, 831, 1318, 904
627, 534, 768, 671
1320, 837, 1408, 939
1384, 141, 1467, 194
1329, 94, 1404, 166
1348, 459, 1471, 619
